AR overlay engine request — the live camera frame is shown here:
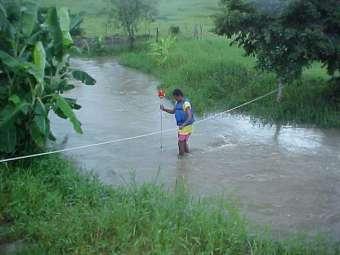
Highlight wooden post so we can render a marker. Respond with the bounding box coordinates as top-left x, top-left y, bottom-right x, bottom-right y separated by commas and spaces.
156, 27, 159, 42
193, 24, 199, 40
200, 24, 203, 39
277, 78, 284, 102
